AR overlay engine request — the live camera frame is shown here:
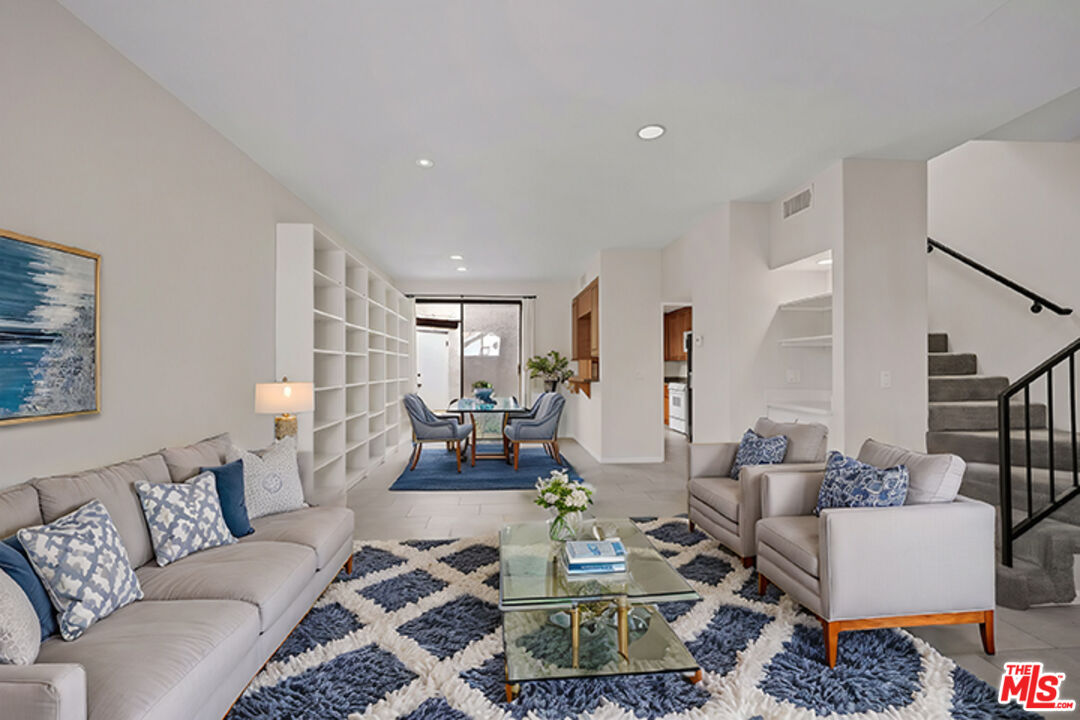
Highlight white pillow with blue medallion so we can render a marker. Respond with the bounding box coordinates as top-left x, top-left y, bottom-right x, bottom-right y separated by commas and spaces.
0, 570, 40, 664
16, 500, 143, 641
135, 472, 236, 567
226, 435, 307, 520
814, 450, 910, 515
730, 428, 789, 479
